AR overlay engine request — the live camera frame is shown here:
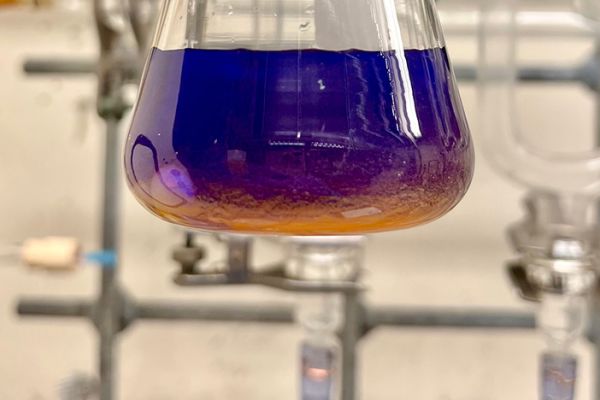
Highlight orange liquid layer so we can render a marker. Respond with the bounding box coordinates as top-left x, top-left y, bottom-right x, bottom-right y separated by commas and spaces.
128, 169, 468, 235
